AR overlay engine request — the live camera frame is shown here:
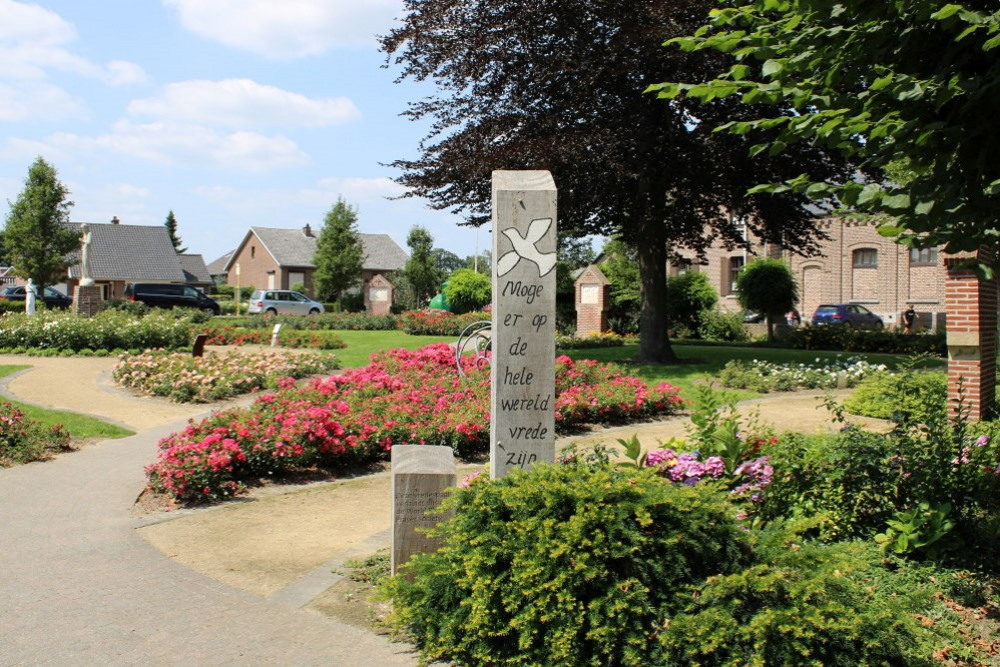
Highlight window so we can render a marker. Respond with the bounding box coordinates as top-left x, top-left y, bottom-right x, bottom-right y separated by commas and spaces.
909, 247, 938, 266
251, 245, 256, 259
853, 248, 878, 268
728, 256, 744, 292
